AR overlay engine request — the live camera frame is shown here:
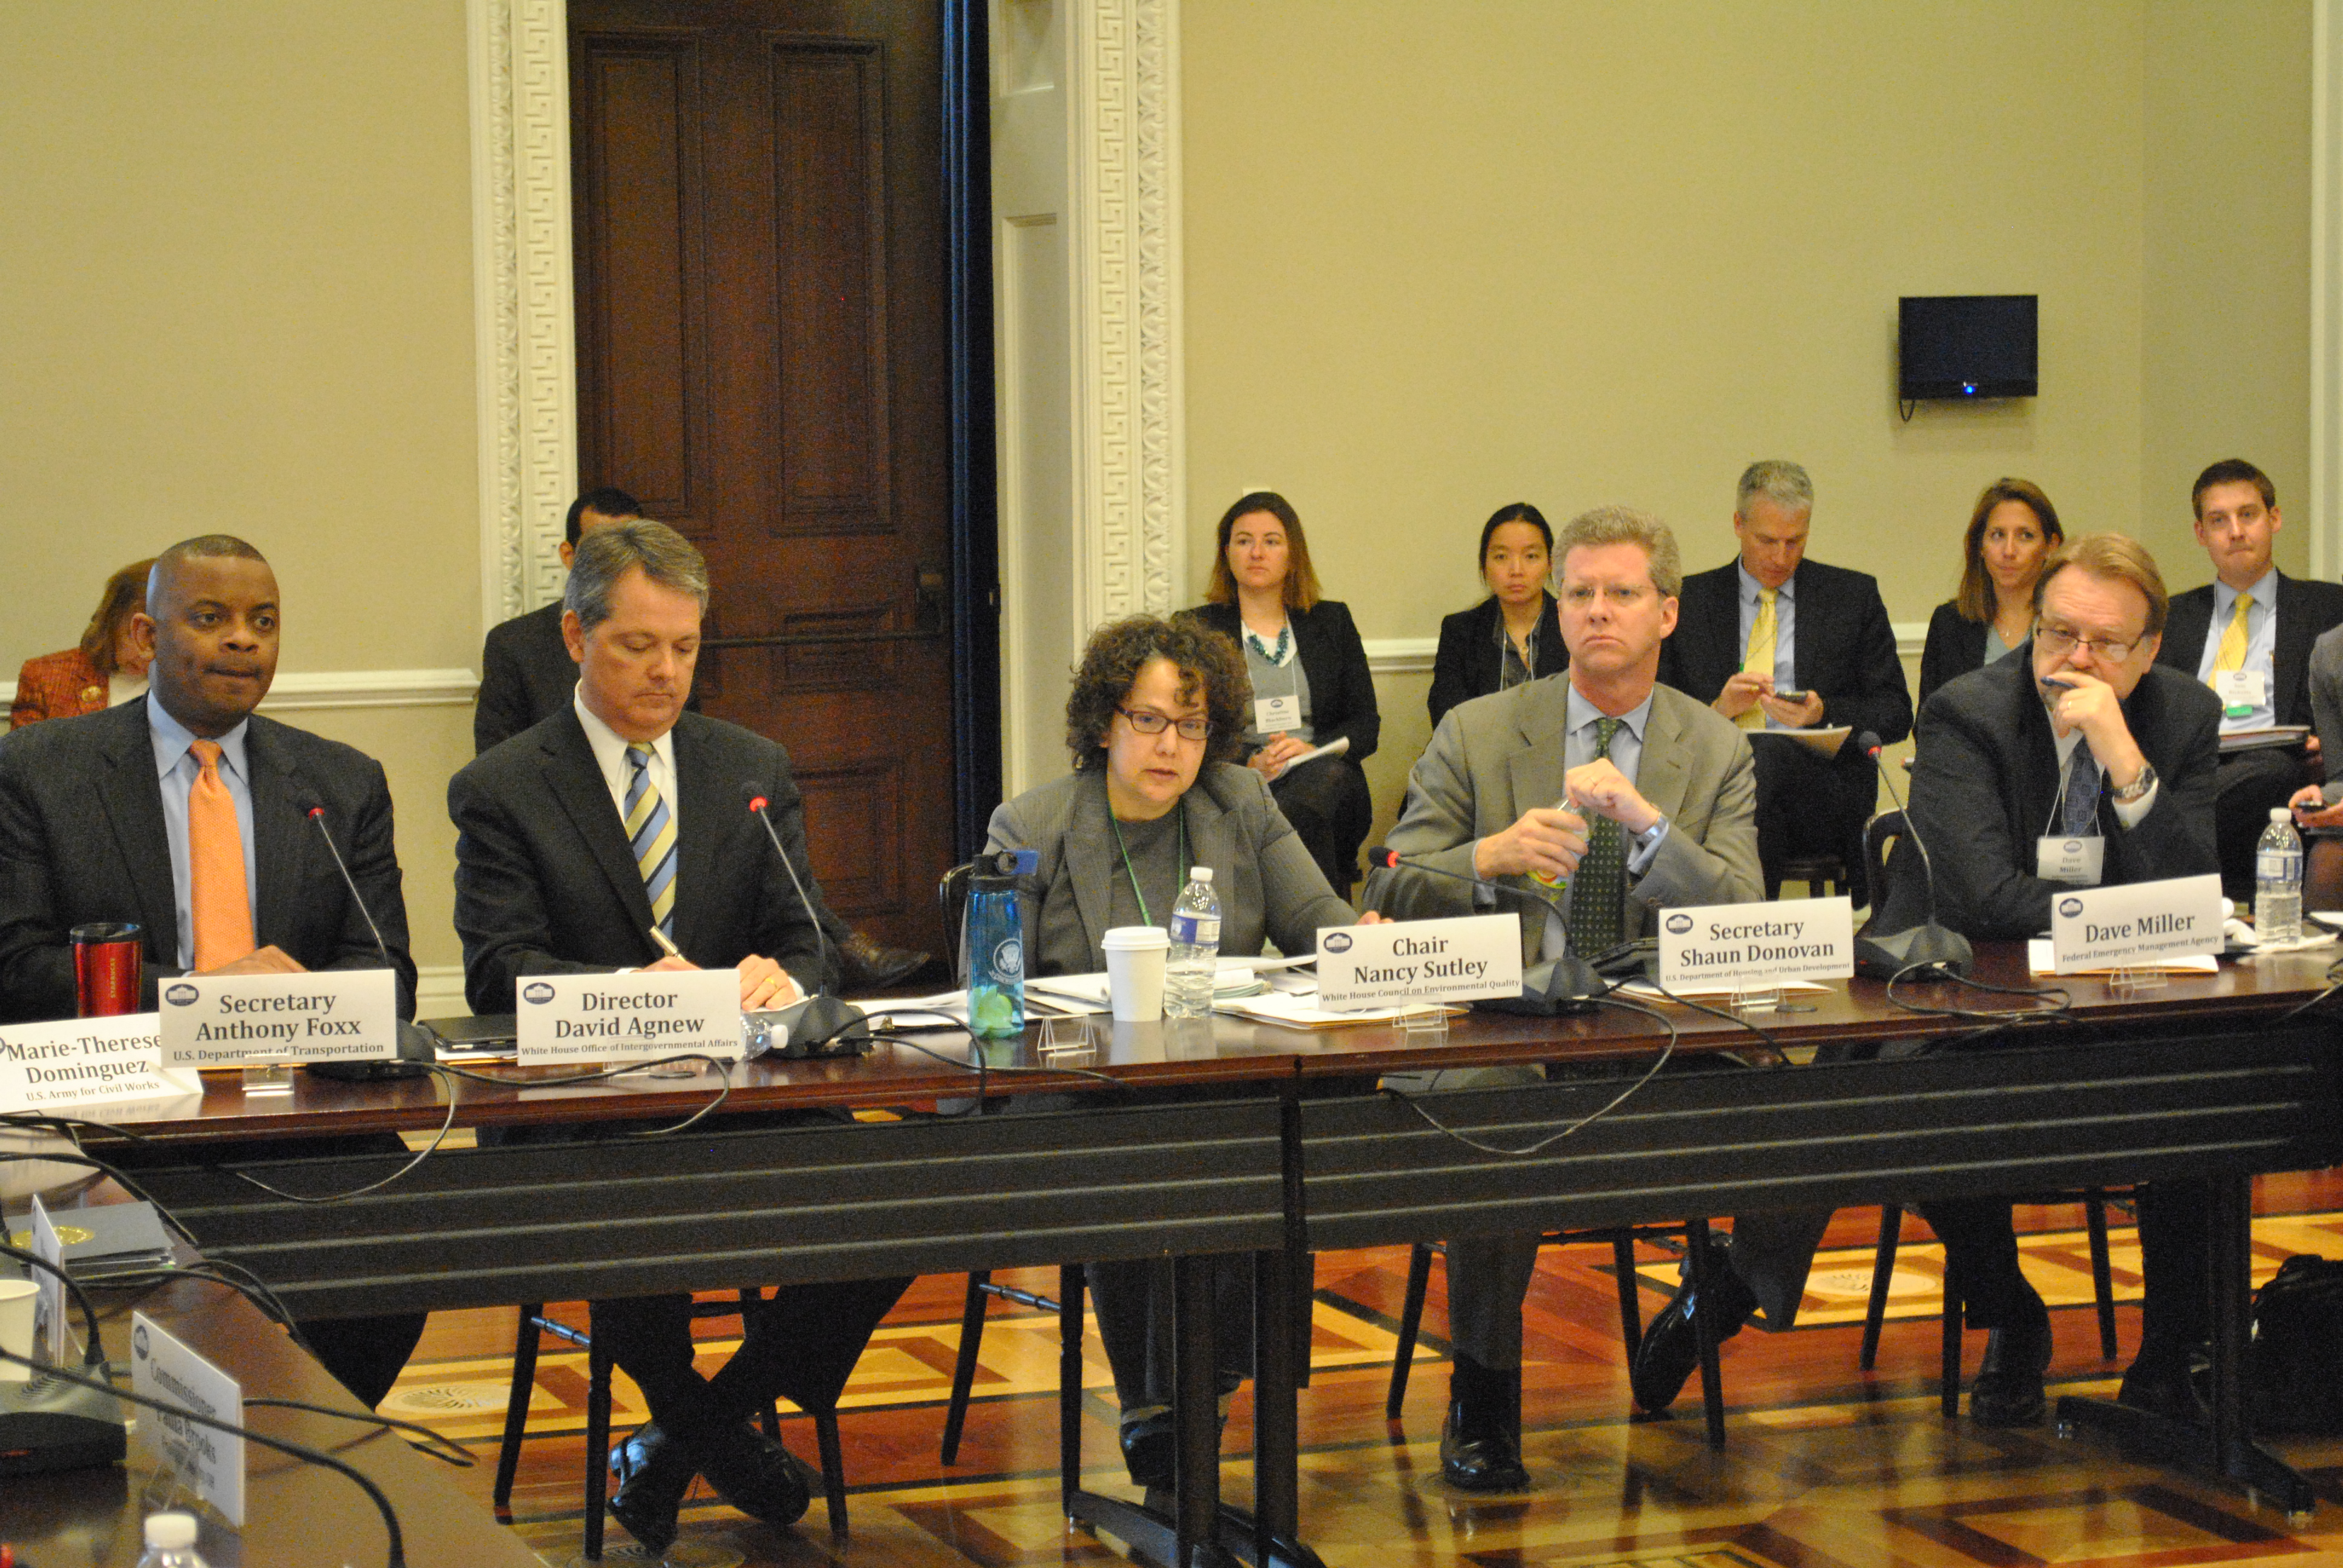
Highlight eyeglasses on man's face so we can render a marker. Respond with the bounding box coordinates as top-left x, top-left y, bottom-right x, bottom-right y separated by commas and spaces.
1118, 707, 1210, 742
2036, 621, 2143, 663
